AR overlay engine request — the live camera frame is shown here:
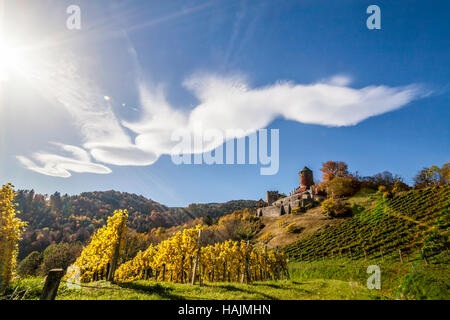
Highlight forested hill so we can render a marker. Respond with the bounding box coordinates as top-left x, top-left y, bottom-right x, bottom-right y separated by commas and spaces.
15, 189, 257, 259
